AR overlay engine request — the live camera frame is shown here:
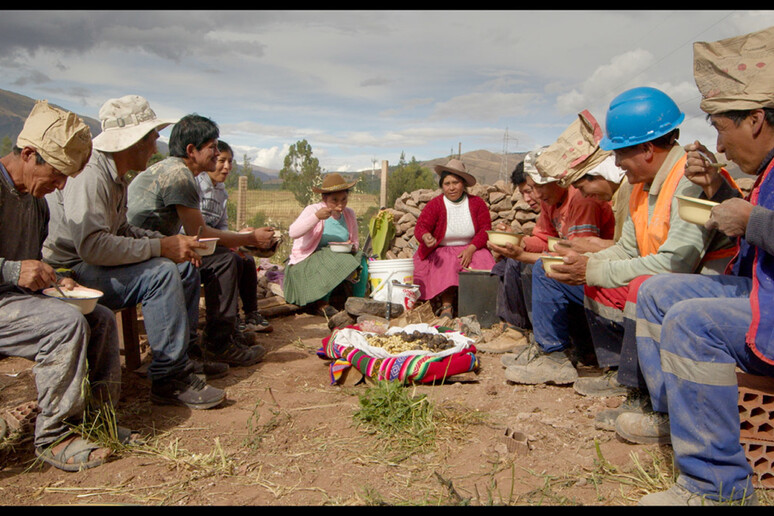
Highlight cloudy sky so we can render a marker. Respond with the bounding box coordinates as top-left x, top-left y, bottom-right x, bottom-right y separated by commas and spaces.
1, 10, 773, 173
